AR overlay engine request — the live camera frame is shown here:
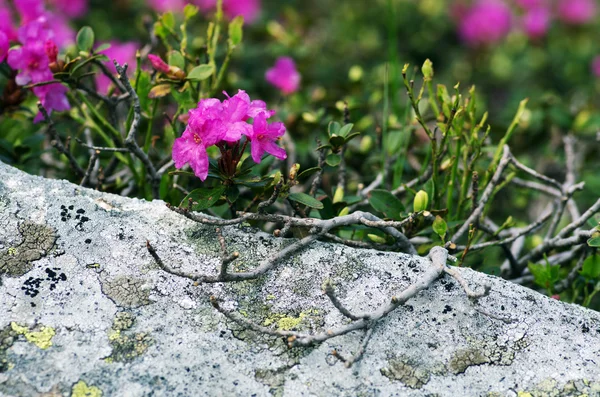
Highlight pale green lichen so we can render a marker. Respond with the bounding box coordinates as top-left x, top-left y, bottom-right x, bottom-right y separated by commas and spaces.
10, 322, 55, 349
0, 221, 56, 277
506, 378, 600, 397
0, 324, 18, 372
380, 358, 430, 389
71, 380, 102, 397
263, 309, 320, 331
448, 334, 529, 375
104, 312, 152, 363
100, 276, 151, 308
